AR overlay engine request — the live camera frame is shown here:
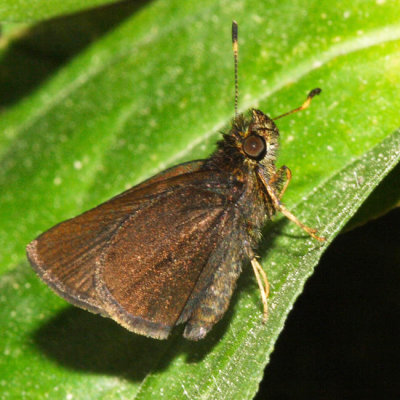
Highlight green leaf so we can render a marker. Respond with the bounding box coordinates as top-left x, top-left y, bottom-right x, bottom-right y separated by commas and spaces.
0, 1, 151, 108
345, 162, 400, 230
0, 0, 123, 23
1, 0, 400, 399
